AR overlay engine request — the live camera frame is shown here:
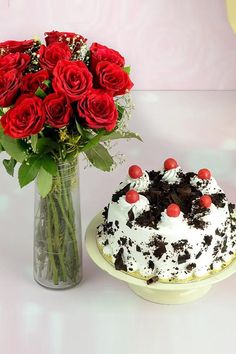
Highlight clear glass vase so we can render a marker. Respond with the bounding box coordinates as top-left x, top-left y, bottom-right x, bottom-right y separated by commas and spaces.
33, 157, 82, 289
